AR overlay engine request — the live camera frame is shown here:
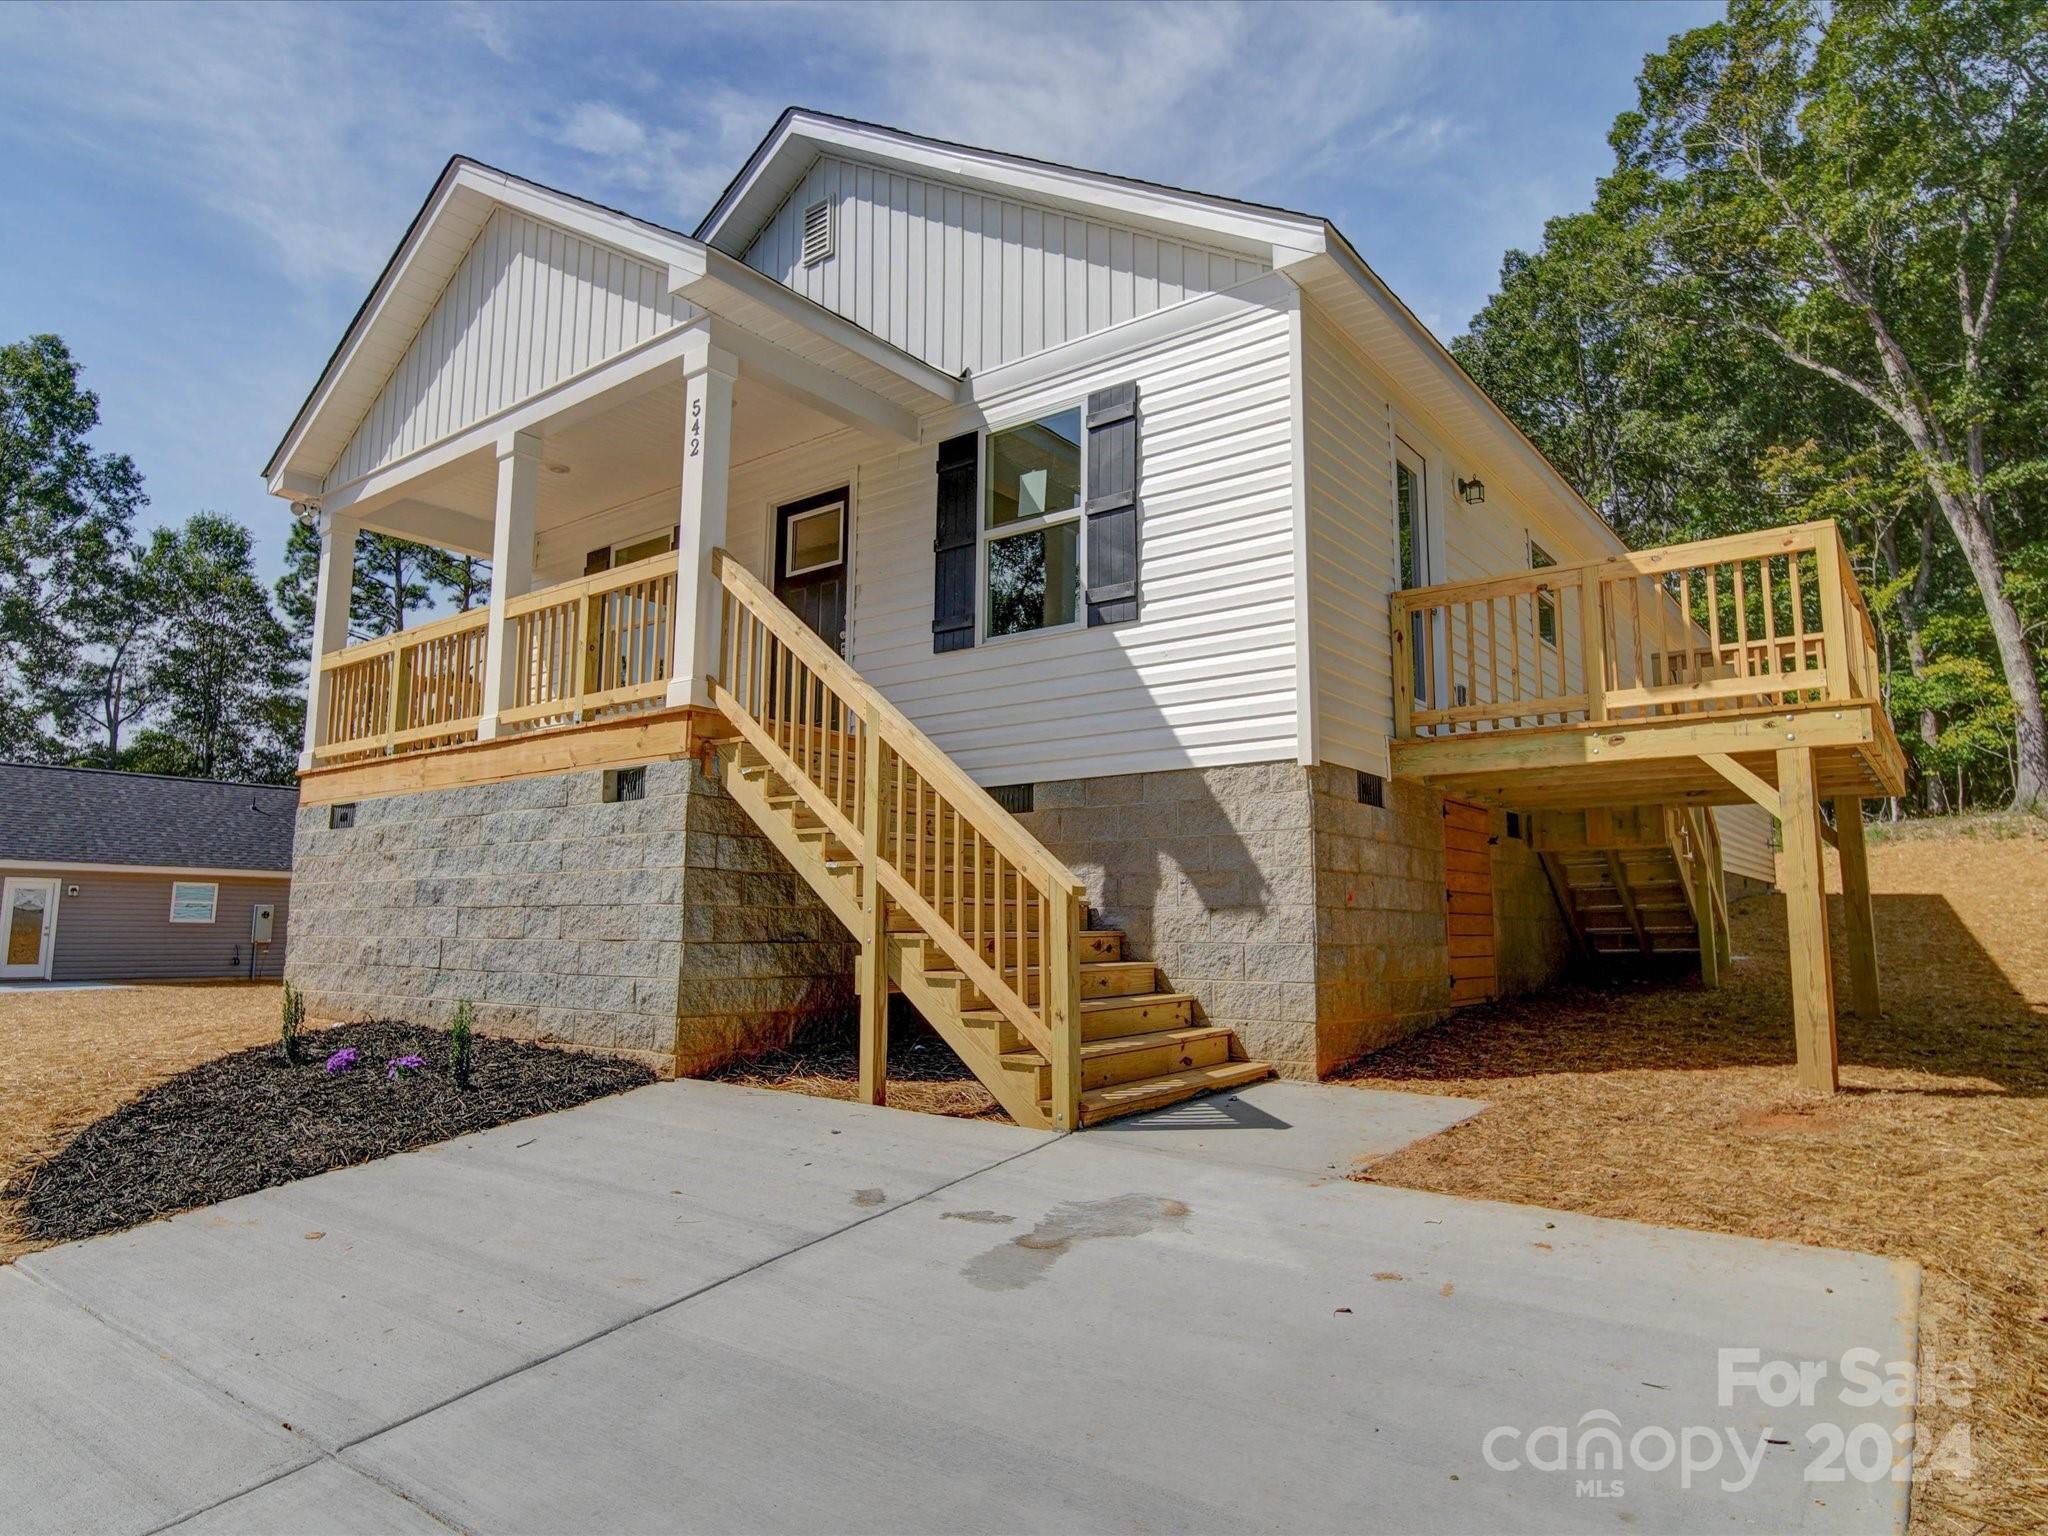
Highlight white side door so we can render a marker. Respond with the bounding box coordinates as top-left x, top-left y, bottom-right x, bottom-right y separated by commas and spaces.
1, 877, 60, 980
